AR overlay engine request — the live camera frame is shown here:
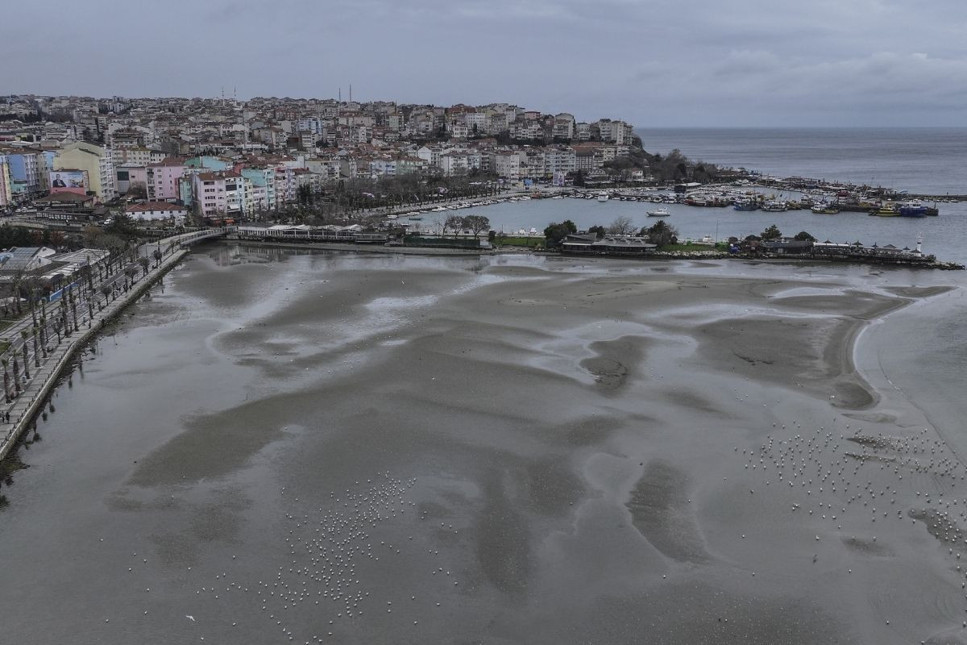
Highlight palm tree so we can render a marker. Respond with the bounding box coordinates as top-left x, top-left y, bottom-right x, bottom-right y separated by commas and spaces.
31, 327, 39, 368
2, 358, 10, 403
12, 355, 21, 395
39, 312, 48, 353
69, 293, 79, 332
20, 330, 30, 380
